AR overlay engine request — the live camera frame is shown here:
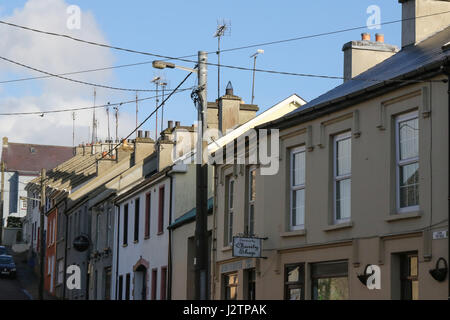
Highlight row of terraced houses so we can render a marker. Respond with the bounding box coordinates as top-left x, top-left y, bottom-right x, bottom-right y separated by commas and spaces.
14, 0, 450, 300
